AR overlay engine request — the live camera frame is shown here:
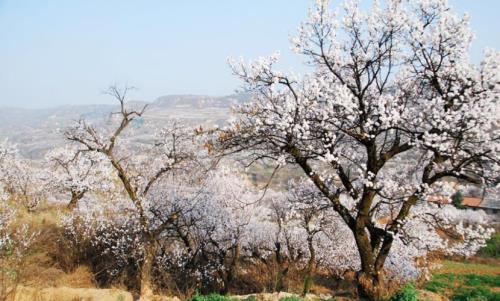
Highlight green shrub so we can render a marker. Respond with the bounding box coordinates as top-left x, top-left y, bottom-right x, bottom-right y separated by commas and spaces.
452, 191, 465, 209
190, 293, 235, 301
243, 296, 258, 301
452, 287, 500, 301
389, 283, 418, 301
478, 234, 500, 258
